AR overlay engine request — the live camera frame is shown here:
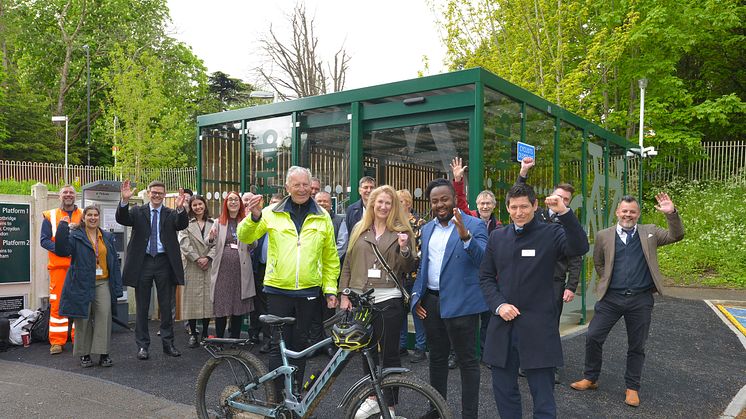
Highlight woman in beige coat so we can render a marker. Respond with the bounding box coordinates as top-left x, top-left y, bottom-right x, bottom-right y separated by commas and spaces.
339, 185, 416, 419
208, 191, 255, 339
178, 195, 216, 348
